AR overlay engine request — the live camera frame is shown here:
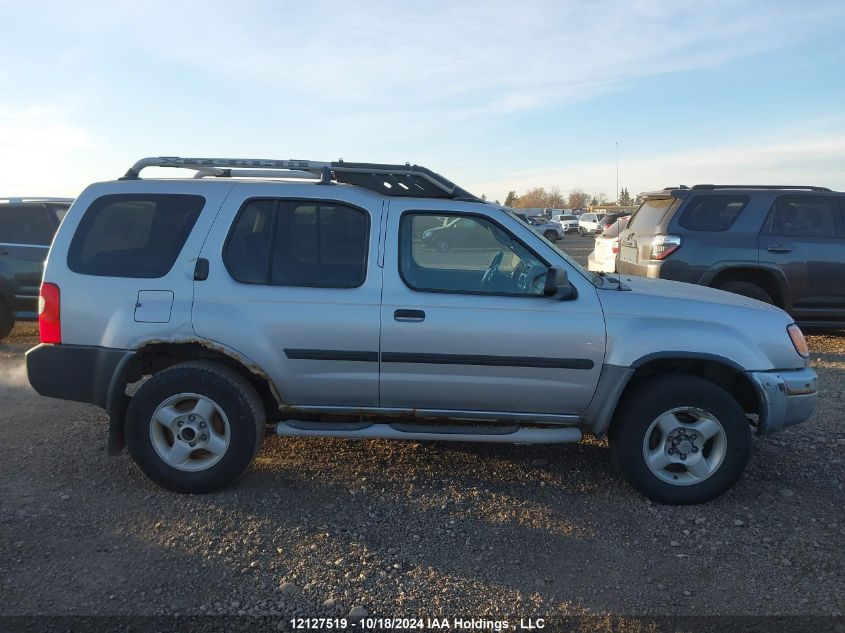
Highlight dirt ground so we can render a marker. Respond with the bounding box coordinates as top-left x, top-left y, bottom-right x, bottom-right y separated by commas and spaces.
1, 313, 843, 631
